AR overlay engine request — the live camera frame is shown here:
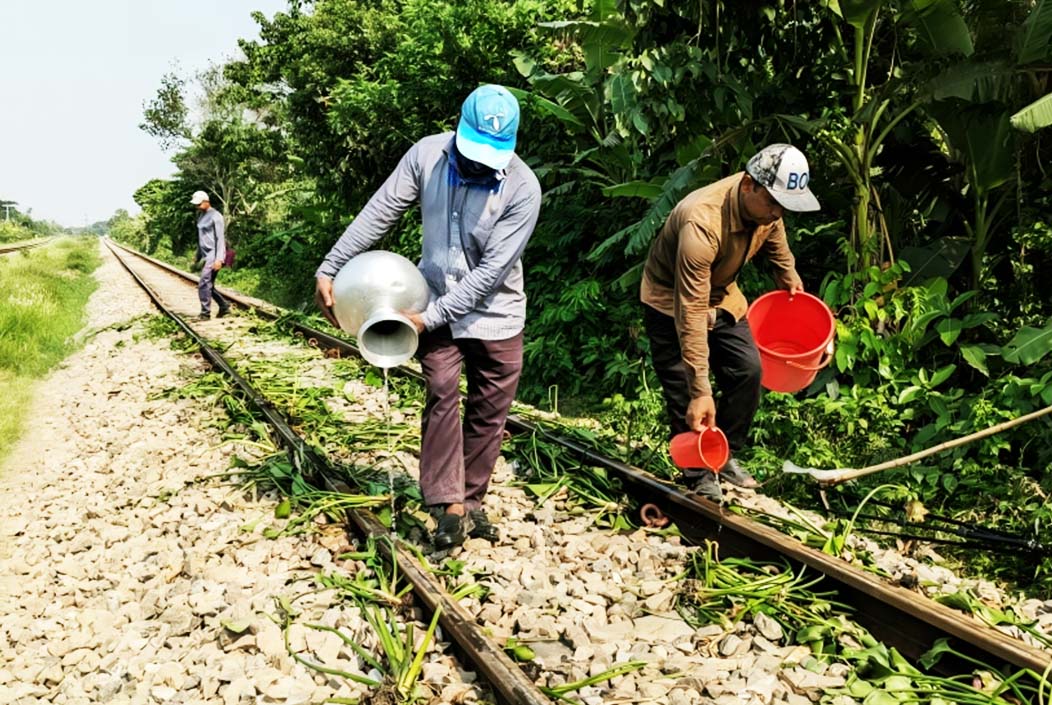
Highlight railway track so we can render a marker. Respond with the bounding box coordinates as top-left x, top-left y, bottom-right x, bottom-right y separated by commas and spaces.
0, 238, 50, 255
104, 240, 549, 705
104, 238, 1051, 699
